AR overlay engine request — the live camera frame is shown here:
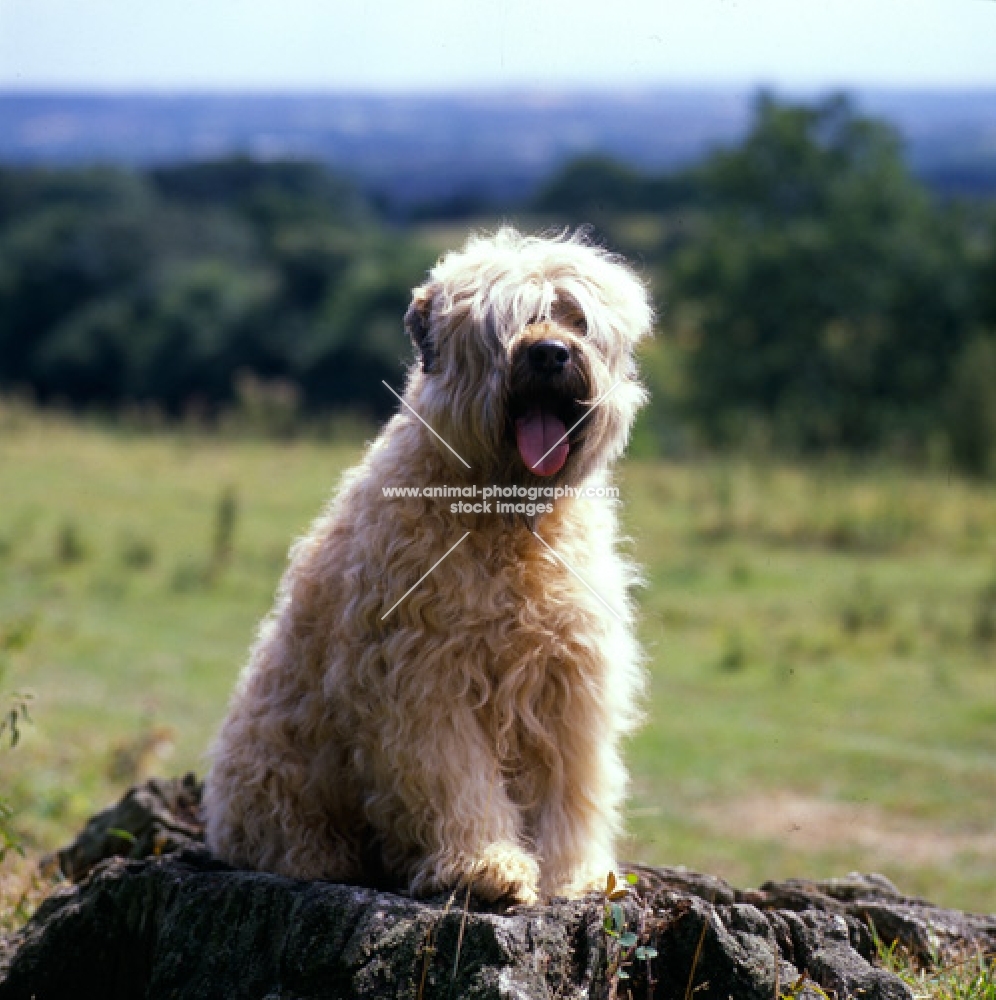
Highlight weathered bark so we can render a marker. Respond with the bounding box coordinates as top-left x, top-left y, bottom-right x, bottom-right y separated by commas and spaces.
2, 777, 993, 1000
